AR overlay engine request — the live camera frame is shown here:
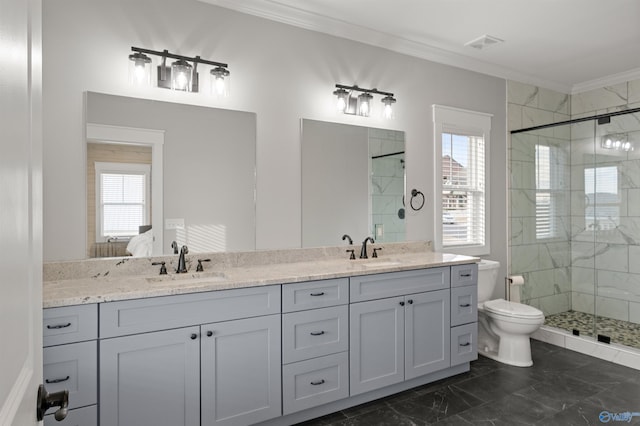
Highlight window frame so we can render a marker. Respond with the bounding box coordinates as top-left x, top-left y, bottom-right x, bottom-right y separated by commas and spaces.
433, 105, 492, 256
534, 143, 567, 240
95, 161, 151, 242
